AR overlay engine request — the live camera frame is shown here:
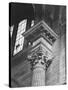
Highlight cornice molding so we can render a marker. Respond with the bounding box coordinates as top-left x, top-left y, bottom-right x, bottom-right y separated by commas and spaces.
23, 20, 59, 39
12, 20, 58, 60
